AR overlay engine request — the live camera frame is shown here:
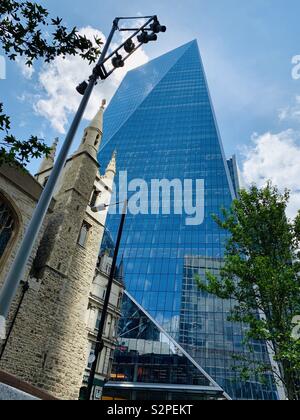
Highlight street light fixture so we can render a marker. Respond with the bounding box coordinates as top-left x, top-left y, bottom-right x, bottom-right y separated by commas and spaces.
76, 81, 89, 96
91, 200, 125, 213
150, 18, 167, 33
0, 15, 166, 341
123, 39, 136, 54
137, 31, 158, 44
76, 15, 167, 95
111, 53, 125, 69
